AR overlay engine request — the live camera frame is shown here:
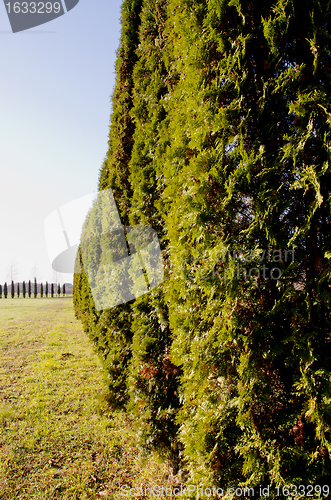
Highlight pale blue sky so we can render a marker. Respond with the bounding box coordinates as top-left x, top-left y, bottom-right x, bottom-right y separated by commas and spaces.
0, 0, 123, 284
